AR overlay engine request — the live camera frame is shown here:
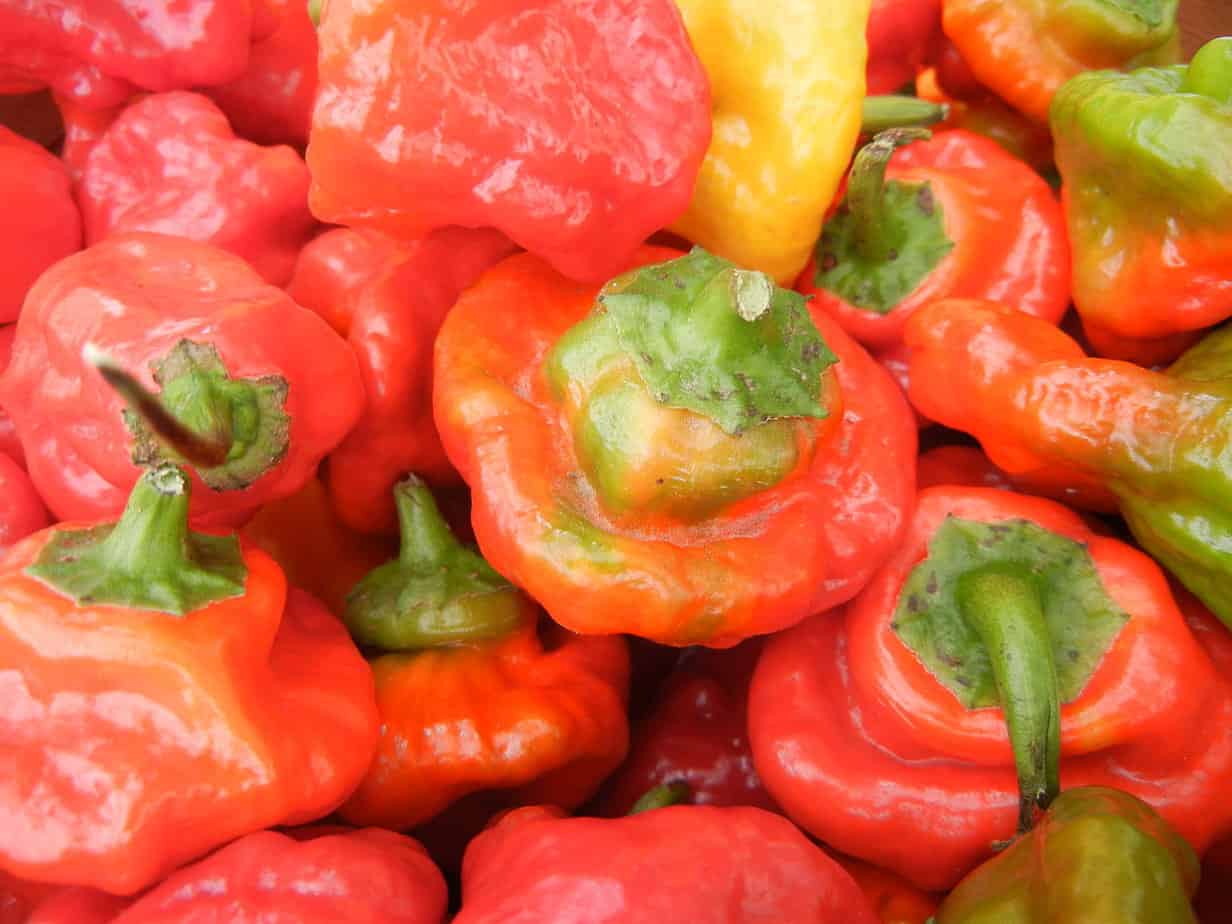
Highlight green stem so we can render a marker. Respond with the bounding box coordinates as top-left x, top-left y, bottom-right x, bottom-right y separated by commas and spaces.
395, 476, 462, 567
860, 96, 950, 134
847, 128, 932, 264
956, 565, 1061, 836
307, 0, 323, 27
628, 782, 691, 815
